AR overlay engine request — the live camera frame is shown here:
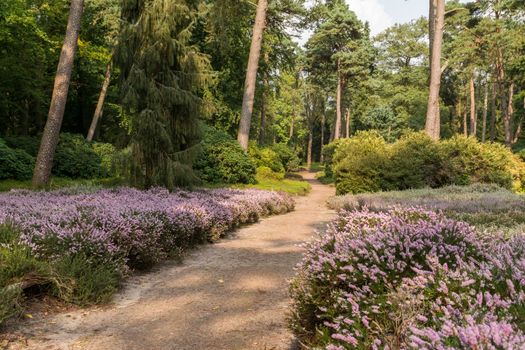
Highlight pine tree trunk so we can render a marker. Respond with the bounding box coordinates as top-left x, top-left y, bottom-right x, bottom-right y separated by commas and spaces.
490, 82, 496, 141
307, 129, 313, 170
32, 0, 84, 187
237, 0, 268, 150
320, 112, 325, 163
503, 83, 514, 146
481, 81, 488, 142
345, 107, 350, 138
469, 76, 476, 137
259, 76, 267, 145
87, 60, 112, 142
463, 99, 468, 137
334, 59, 342, 140
425, 0, 444, 140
